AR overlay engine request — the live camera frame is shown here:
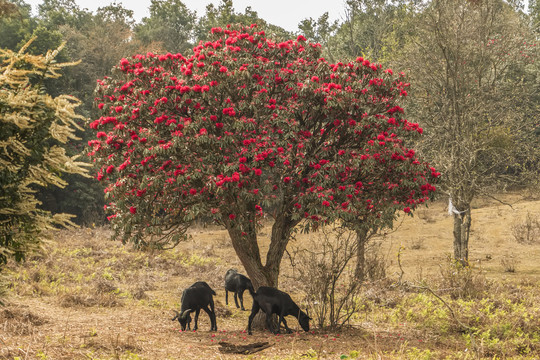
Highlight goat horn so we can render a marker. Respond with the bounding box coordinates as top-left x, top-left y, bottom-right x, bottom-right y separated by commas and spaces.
181, 309, 192, 319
